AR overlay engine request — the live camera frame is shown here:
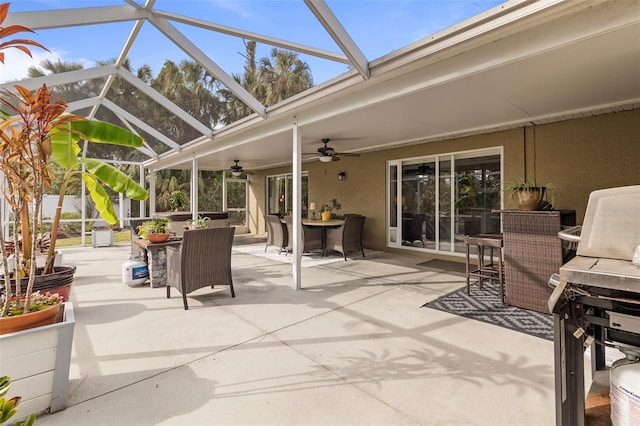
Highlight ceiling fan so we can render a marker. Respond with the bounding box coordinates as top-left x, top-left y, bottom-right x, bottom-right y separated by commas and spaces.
404, 163, 433, 175
304, 139, 360, 162
229, 159, 244, 176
